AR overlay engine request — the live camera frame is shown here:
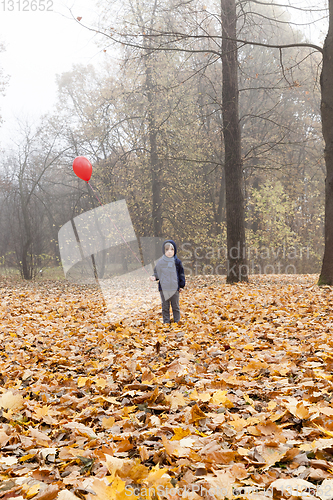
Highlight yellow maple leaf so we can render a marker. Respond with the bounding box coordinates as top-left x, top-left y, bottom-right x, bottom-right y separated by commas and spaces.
299, 442, 313, 452
26, 483, 41, 499
111, 477, 126, 495
171, 427, 191, 441
95, 377, 107, 389
229, 416, 247, 431
243, 344, 255, 351
102, 417, 115, 429
144, 463, 172, 486
211, 390, 233, 408
34, 405, 56, 421
126, 461, 149, 482
122, 406, 136, 417
243, 359, 268, 371
225, 375, 241, 386
103, 454, 129, 480
197, 392, 211, 402
189, 388, 198, 400
237, 447, 250, 456
165, 391, 187, 410
88, 478, 128, 500
0, 391, 24, 411
268, 401, 277, 410
286, 401, 311, 420
260, 444, 289, 467
77, 377, 89, 387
